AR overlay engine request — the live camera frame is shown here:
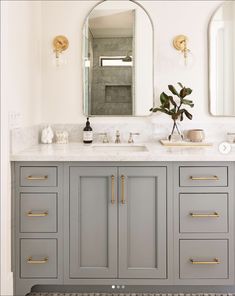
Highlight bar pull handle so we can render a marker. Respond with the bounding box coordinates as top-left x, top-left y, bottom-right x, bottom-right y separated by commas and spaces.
27, 211, 48, 217
121, 175, 125, 204
27, 175, 48, 181
190, 176, 219, 181
190, 212, 219, 218
111, 175, 115, 204
190, 258, 220, 265
27, 257, 48, 264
